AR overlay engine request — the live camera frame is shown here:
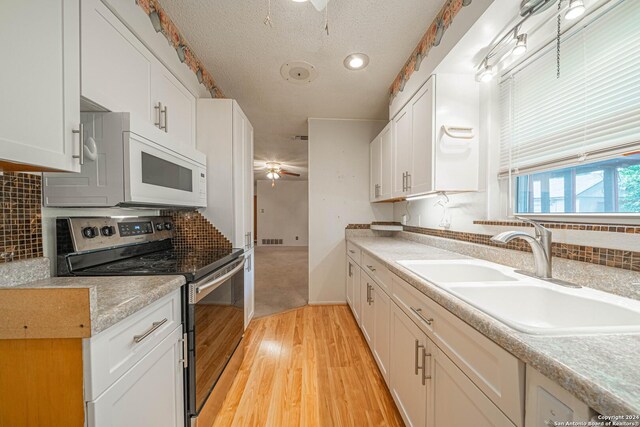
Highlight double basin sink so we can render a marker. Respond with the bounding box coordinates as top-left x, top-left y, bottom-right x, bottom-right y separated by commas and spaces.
397, 259, 640, 336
